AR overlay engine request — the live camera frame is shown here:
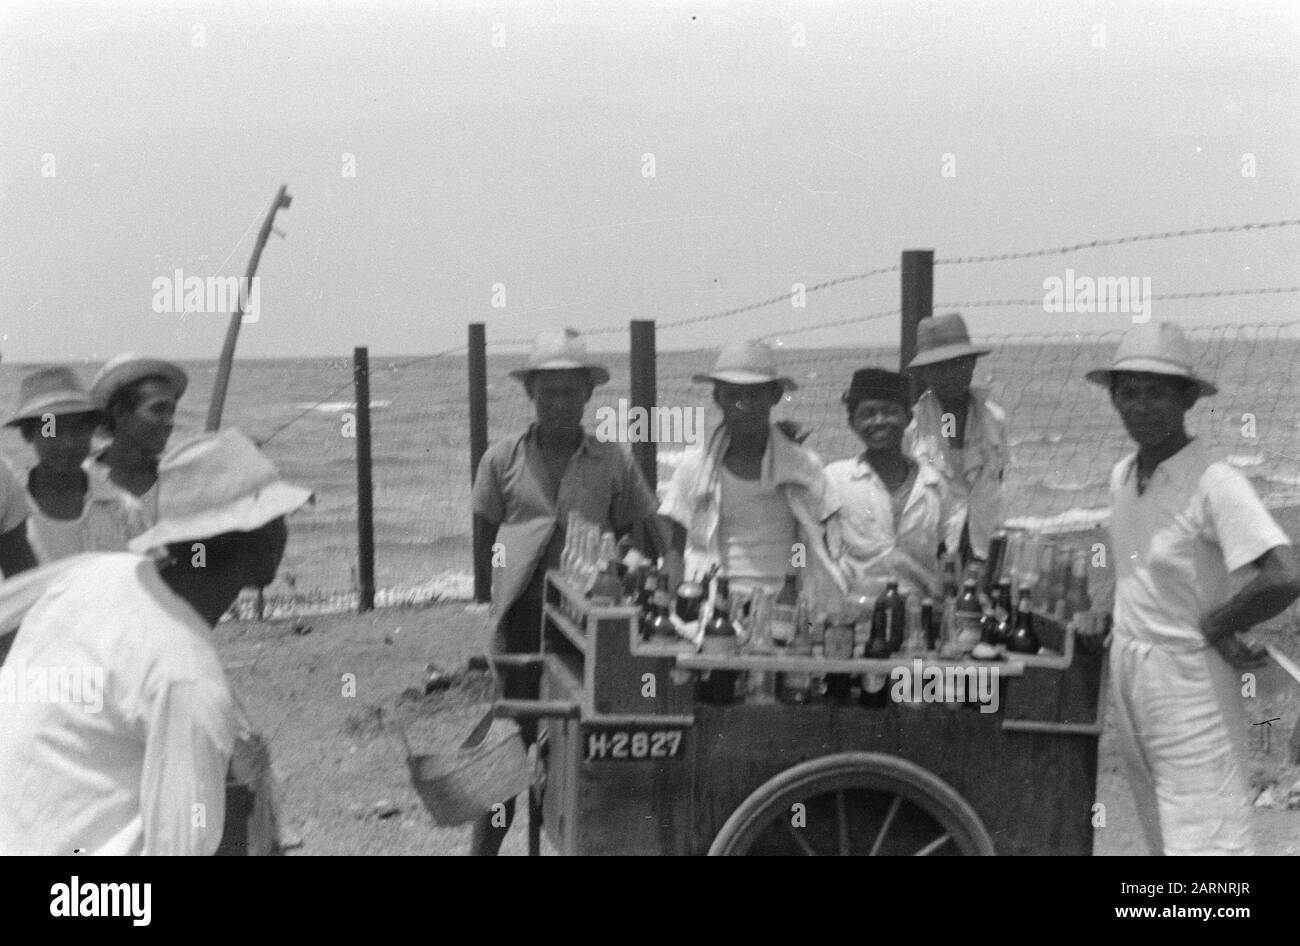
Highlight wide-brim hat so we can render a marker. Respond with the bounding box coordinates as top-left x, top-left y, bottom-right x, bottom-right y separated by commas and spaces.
692, 338, 798, 391
128, 428, 314, 554
5, 366, 98, 427
906, 313, 991, 369
90, 353, 189, 411
508, 328, 611, 387
1084, 321, 1217, 397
